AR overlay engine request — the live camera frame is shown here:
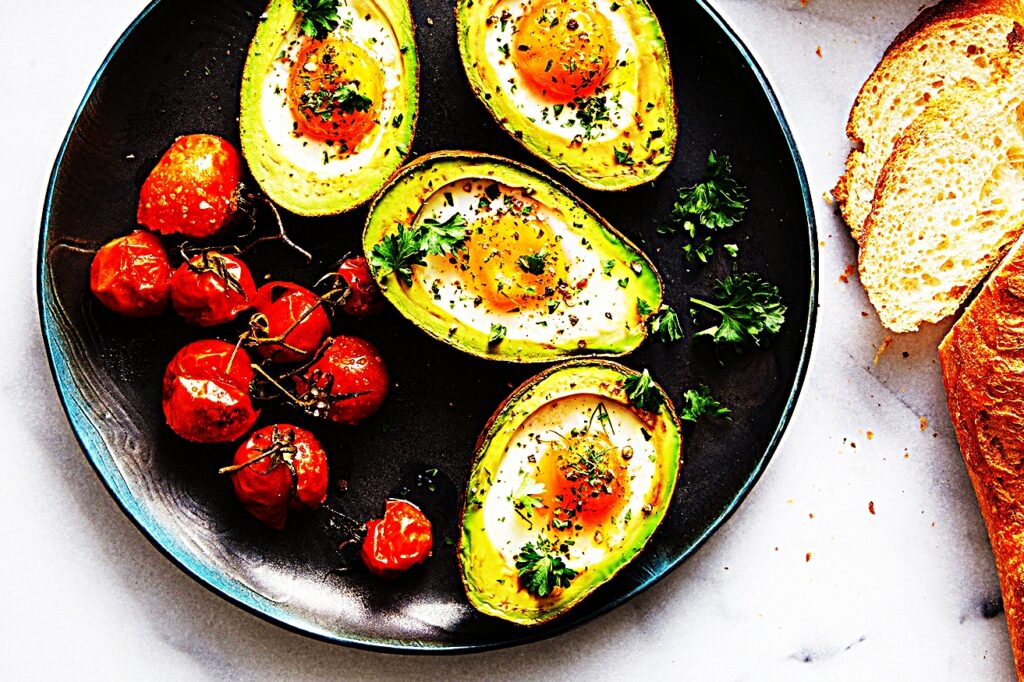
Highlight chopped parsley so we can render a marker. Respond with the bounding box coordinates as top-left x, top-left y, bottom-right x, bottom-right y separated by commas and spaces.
489, 323, 507, 345
649, 304, 683, 343
637, 298, 654, 316
295, 0, 341, 40
670, 150, 748, 232
614, 146, 634, 166
623, 369, 665, 413
515, 538, 578, 597
517, 249, 549, 275
420, 213, 469, 256
681, 384, 732, 423
368, 223, 426, 286
690, 273, 786, 347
